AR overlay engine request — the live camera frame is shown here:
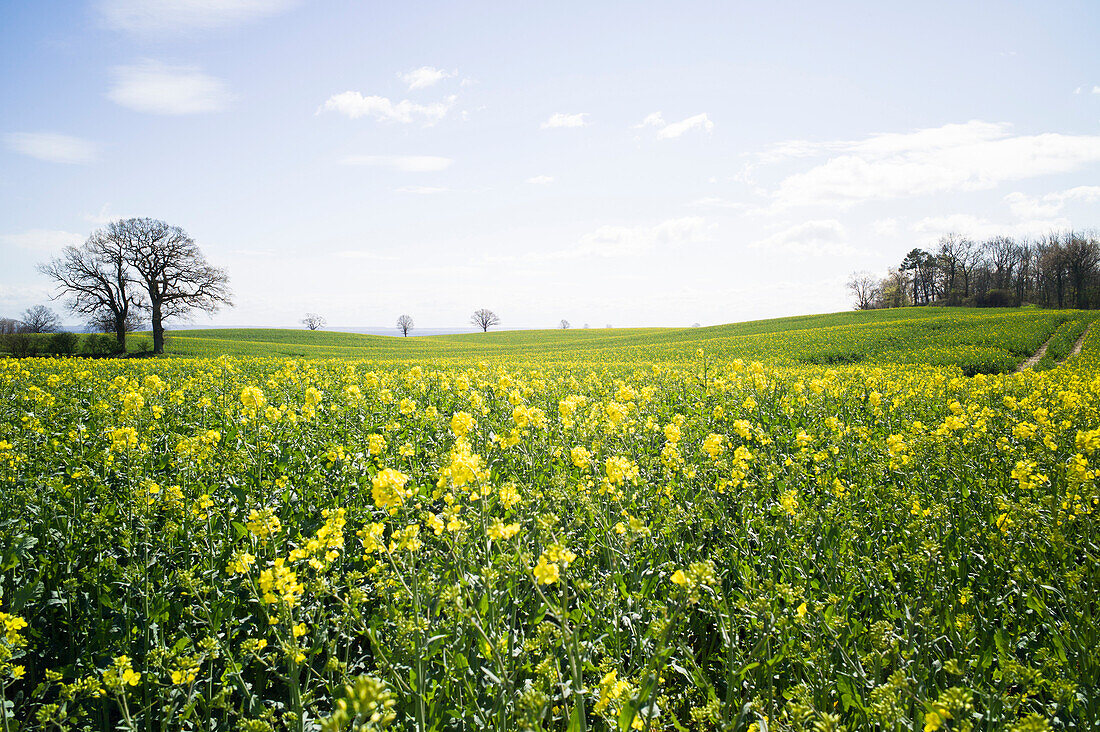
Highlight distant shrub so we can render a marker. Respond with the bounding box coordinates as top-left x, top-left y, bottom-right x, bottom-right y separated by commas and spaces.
47, 331, 79, 356
82, 333, 121, 356
3, 332, 39, 358
971, 289, 1016, 308
940, 289, 965, 307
